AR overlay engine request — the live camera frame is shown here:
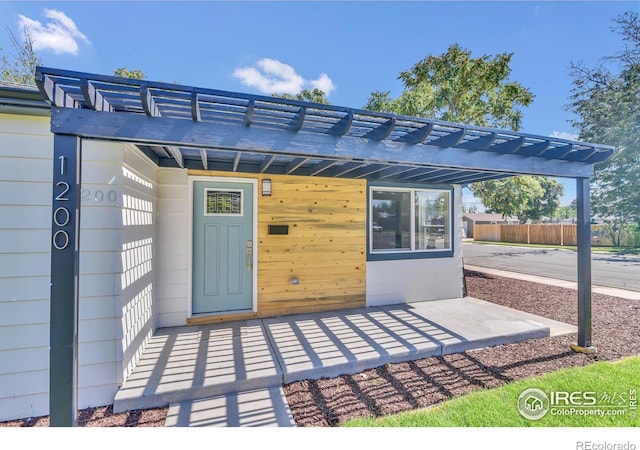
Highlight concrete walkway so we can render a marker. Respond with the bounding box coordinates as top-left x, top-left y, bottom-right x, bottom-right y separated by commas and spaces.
112, 296, 574, 427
